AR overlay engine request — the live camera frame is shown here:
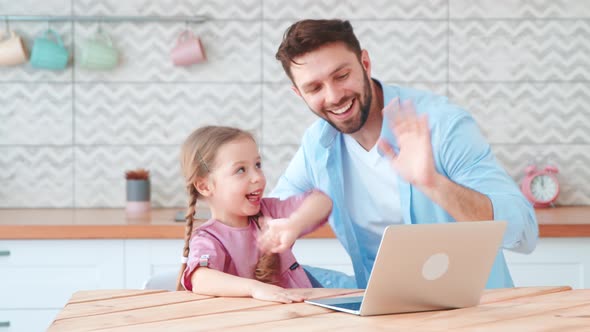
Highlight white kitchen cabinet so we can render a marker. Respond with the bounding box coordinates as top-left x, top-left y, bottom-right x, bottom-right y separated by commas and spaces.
0, 240, 125, 332
0, 310, 59, 332
504, 238, 590, 289
125, 239, 184, 289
